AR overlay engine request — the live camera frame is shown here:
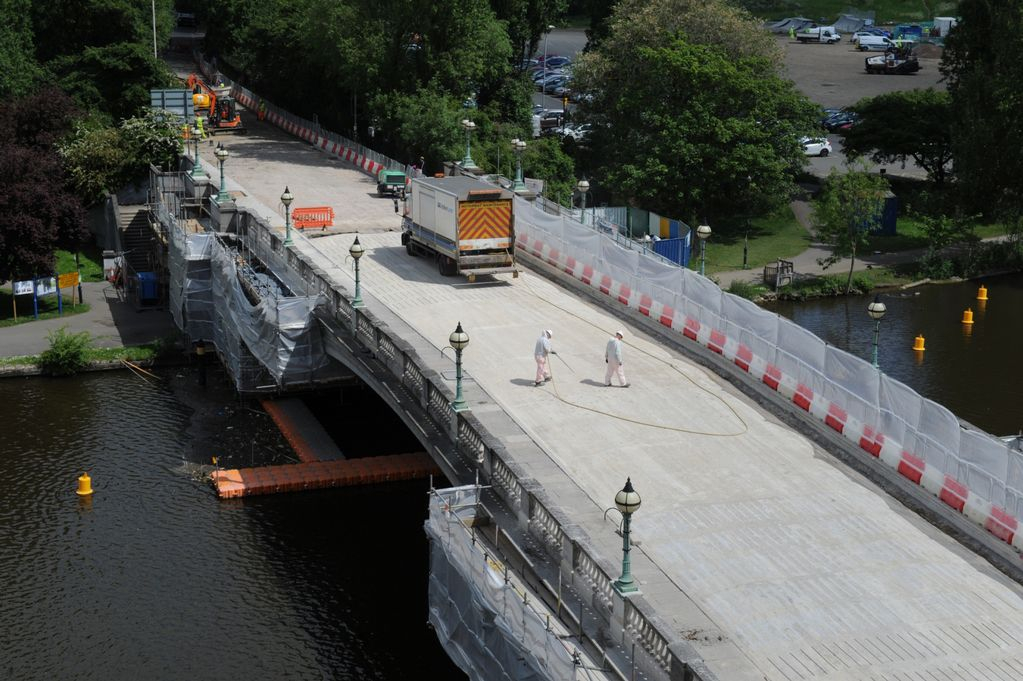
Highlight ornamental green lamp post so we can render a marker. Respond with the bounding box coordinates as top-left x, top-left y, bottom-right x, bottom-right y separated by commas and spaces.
613, 478, 641, 595
460, 119, 478, 169
867, 294, 886, 369
190, 126, 206, 179
449, 322, 470, 412
349, 235, 365, 308
281, 186, 294, 246
696, 224, 712, 276
577, 178, 590, 225
512, 138, 527, 192
214, 143, 230, 203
